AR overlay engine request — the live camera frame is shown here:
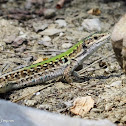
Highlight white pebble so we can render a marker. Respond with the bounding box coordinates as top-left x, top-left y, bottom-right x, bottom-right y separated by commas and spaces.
59, 32, 64, 36
36, 92, 40, 96
82, 18, 101, 32
24, 100, 37, 106
62, 43, 72, 49
40, 28, 64, 36
110, 81, 122, 87
55, 20, 67, 27
42, 36, 51, 41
